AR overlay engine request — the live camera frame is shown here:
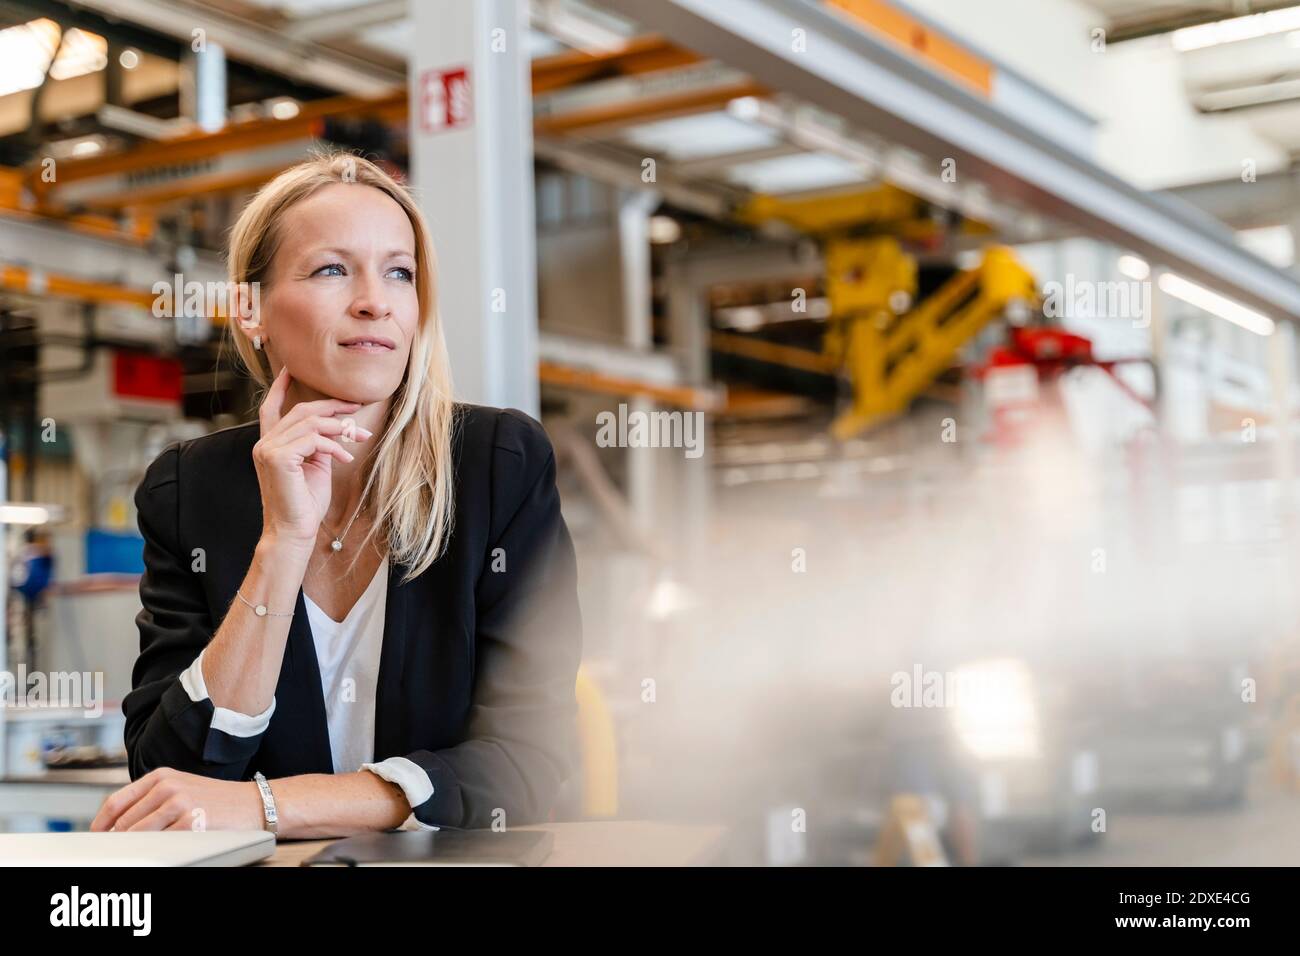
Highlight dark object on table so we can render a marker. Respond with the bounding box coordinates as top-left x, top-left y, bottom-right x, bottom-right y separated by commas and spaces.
302, 829, 554, 867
